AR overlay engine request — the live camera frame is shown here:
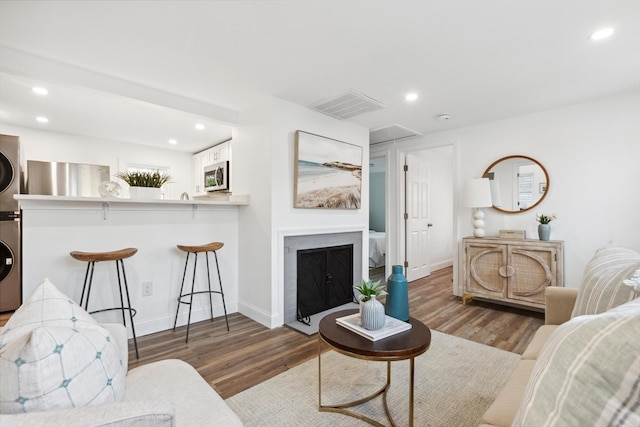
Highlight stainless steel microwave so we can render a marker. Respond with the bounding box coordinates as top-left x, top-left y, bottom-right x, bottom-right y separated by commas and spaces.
204, 161, 230, 192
